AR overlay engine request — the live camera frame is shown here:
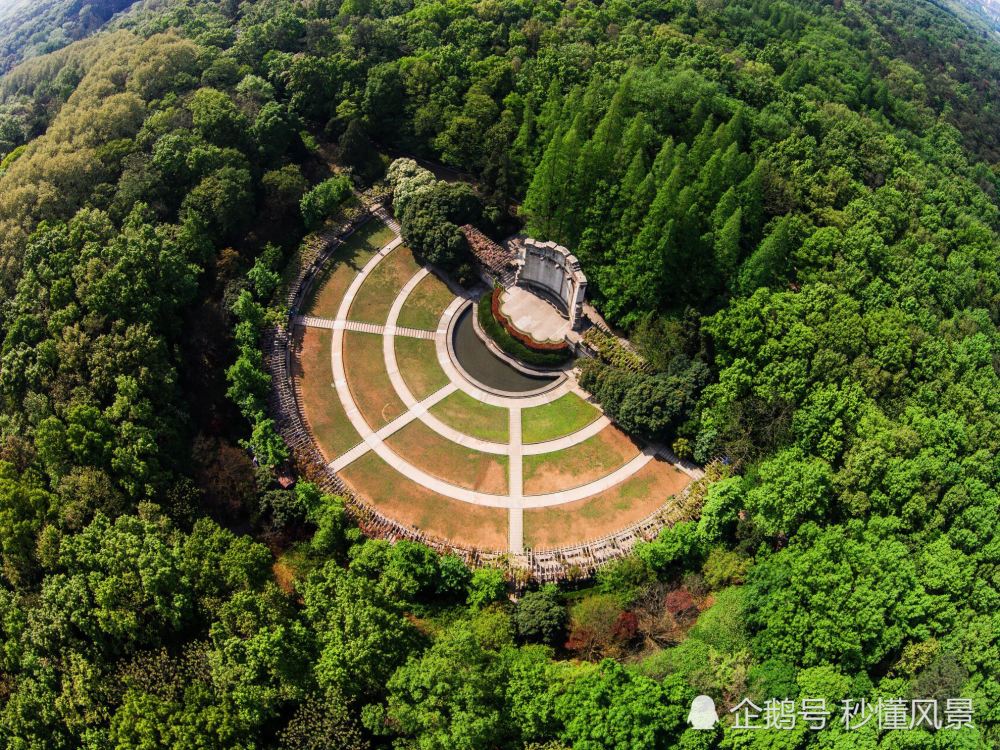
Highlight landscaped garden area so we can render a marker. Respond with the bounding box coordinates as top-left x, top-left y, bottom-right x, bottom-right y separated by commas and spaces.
300, 220, 396, 319
289, 227, 697, 556
522, 392, 601, 443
